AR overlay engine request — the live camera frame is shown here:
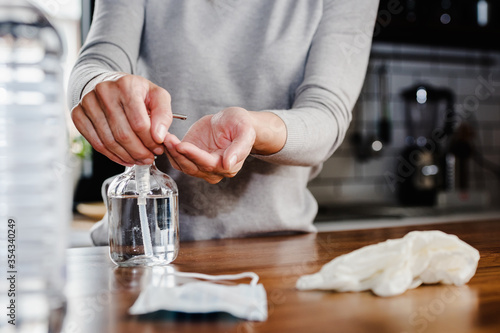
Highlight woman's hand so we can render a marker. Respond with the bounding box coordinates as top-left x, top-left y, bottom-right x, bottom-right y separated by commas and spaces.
164, 107, 256, 184
164, 107, 286, 184
71, 74, 173, 167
